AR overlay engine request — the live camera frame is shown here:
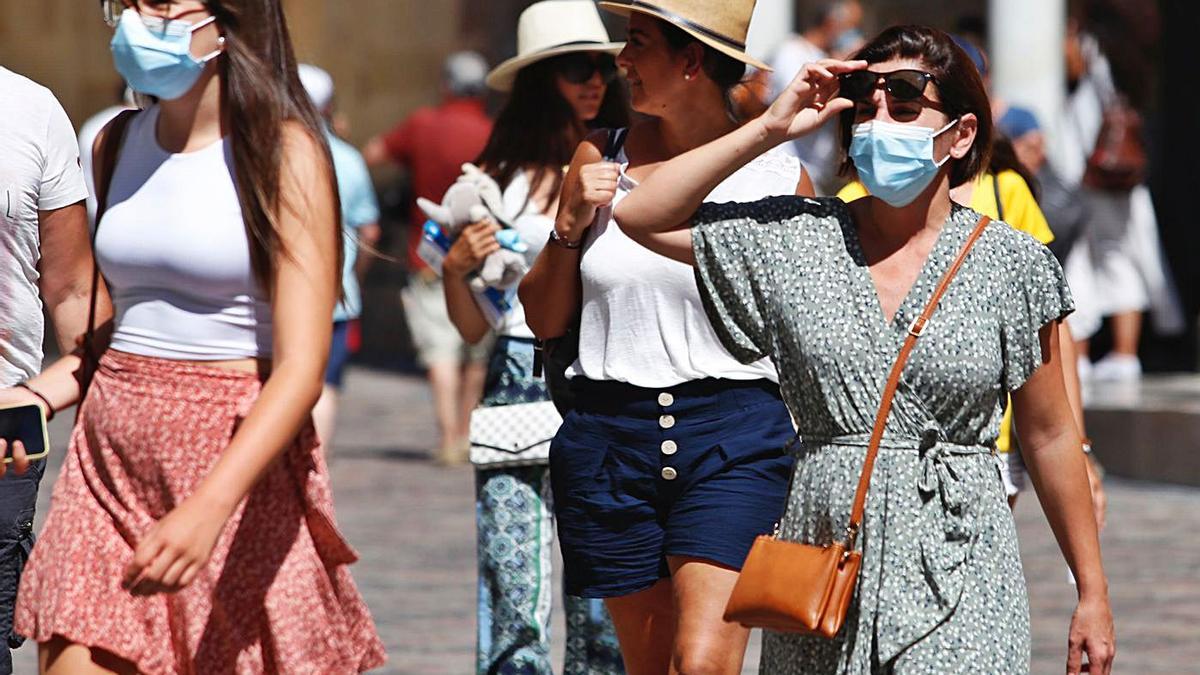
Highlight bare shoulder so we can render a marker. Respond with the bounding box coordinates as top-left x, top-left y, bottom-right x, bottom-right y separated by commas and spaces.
574, 129, 609, 163
90, 109, 140, 164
